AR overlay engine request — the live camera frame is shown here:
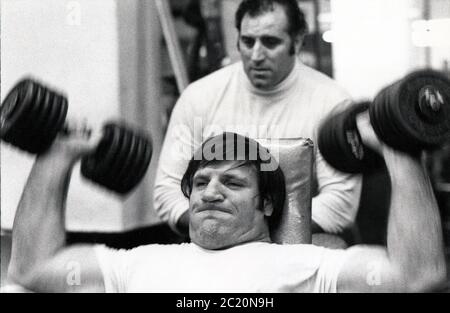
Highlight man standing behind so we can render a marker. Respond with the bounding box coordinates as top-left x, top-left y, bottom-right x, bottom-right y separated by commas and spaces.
154, 0, 361, 242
